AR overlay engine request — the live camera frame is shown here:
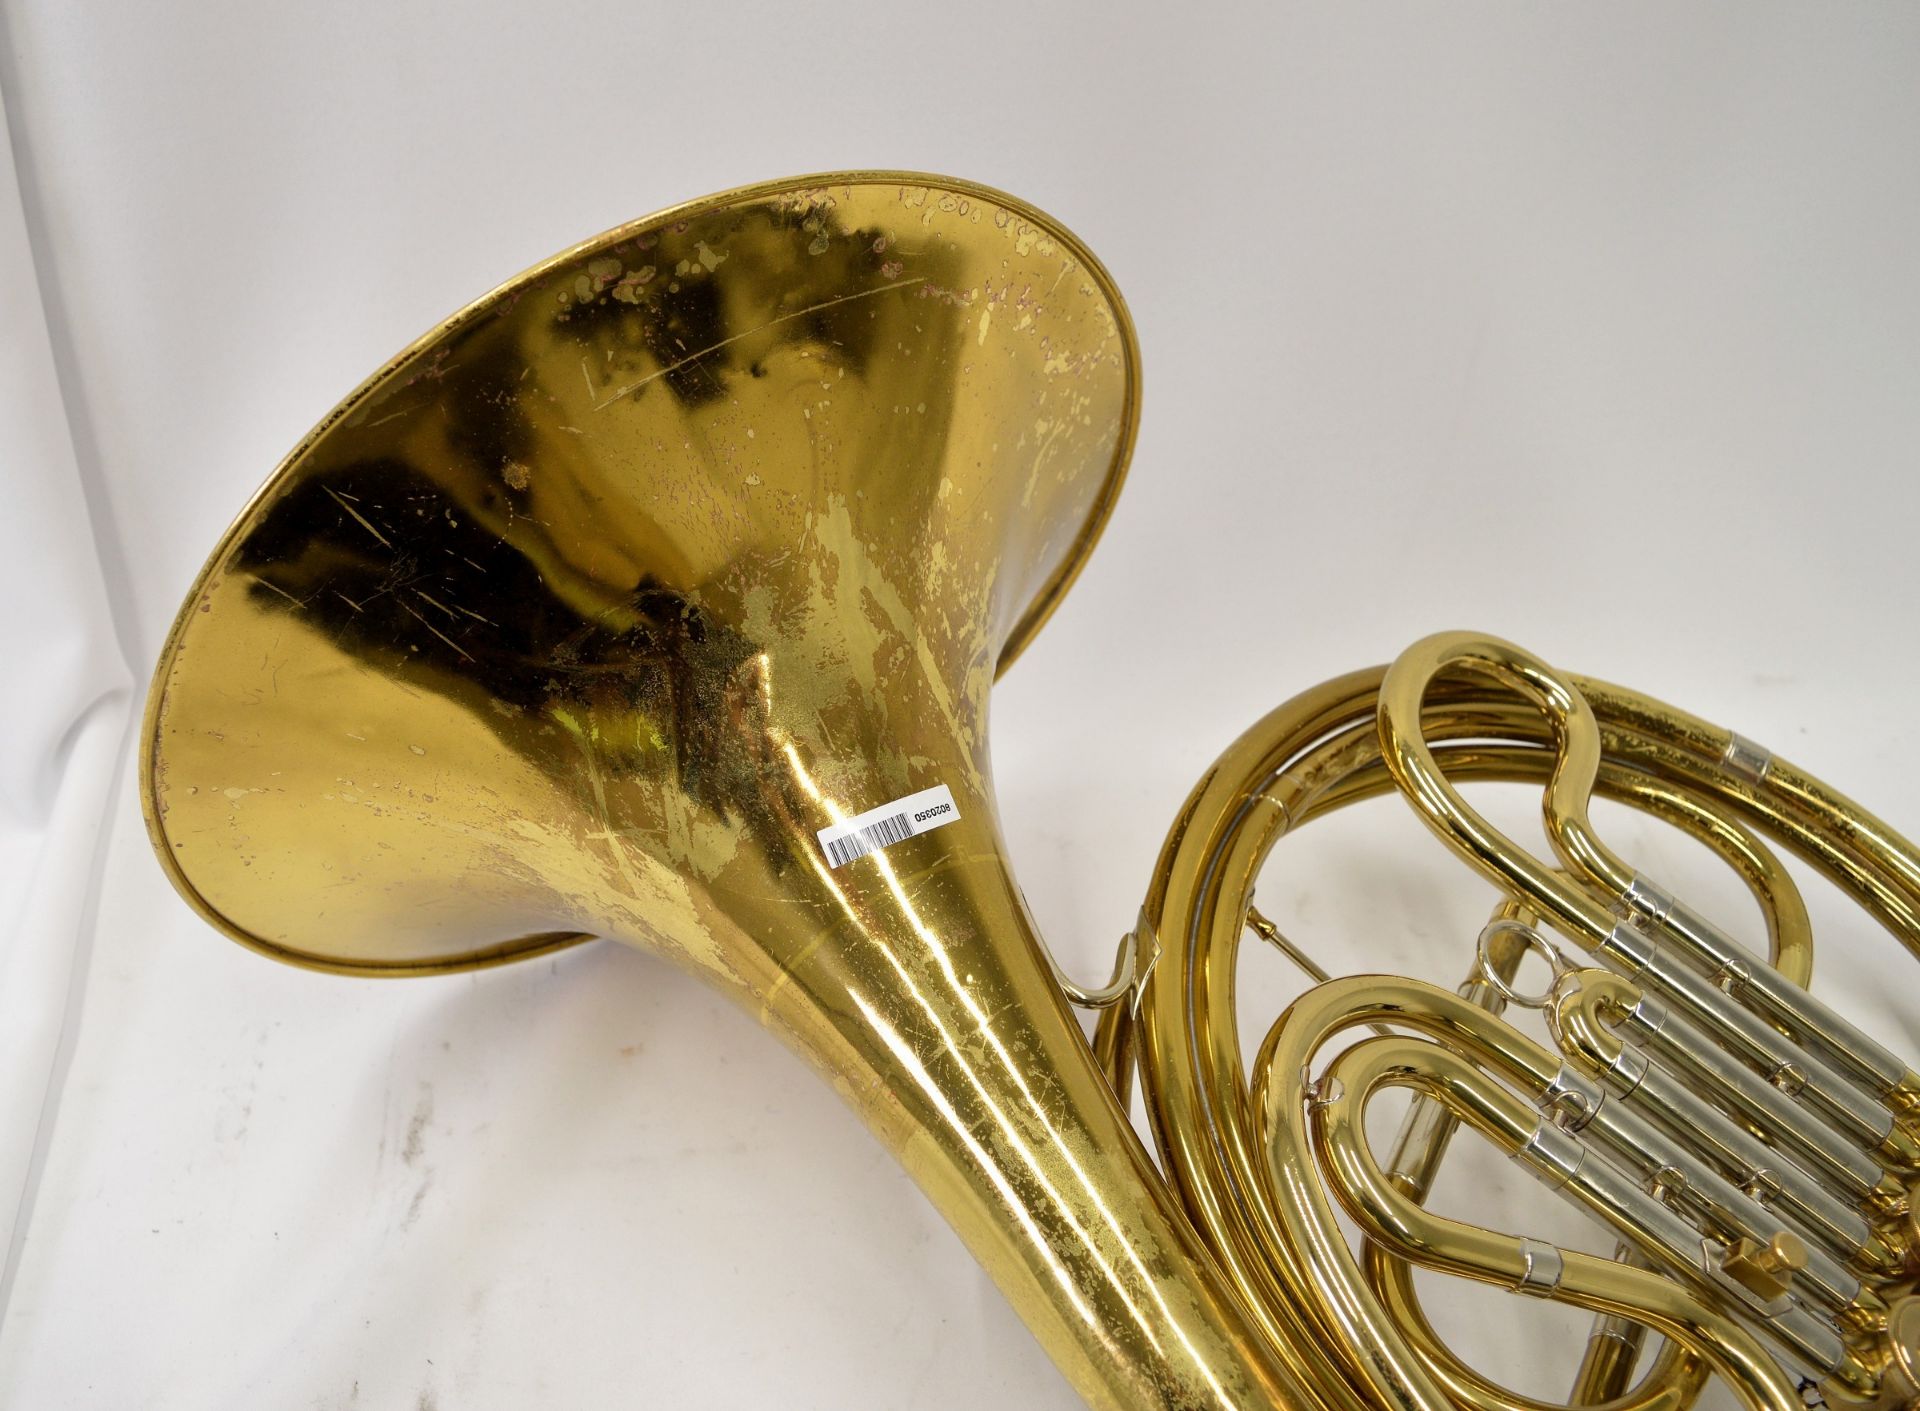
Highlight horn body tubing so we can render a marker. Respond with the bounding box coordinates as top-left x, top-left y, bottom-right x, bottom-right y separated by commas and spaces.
140, 173, 1917, 1410
1129, 634, 1920, 1411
